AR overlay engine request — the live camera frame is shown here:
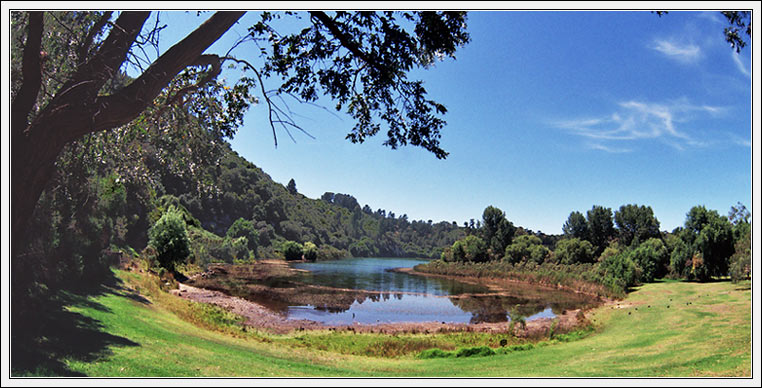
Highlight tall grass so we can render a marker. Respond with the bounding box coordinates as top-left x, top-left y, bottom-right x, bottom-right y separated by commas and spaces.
415, 260, 625, 299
